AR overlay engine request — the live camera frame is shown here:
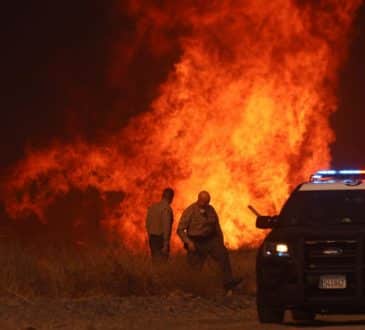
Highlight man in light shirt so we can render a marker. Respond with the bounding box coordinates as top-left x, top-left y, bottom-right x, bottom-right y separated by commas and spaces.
146, 188, 174, 263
